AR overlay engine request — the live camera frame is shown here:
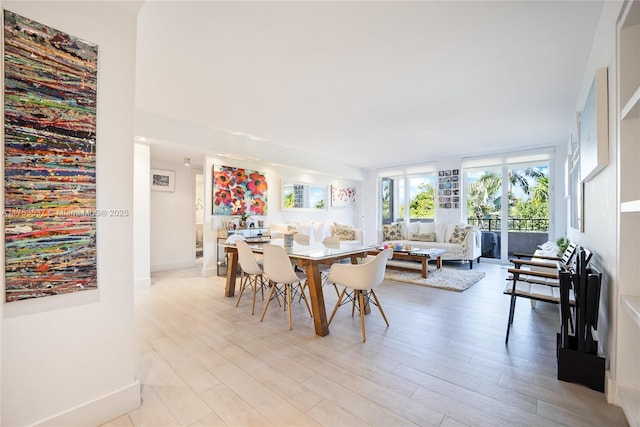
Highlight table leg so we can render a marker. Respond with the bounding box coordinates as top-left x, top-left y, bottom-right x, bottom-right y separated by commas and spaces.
436, 256, 442, 269
225, 249, 238, 297
302, 260, 330, 336
421, 258, 428, 278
